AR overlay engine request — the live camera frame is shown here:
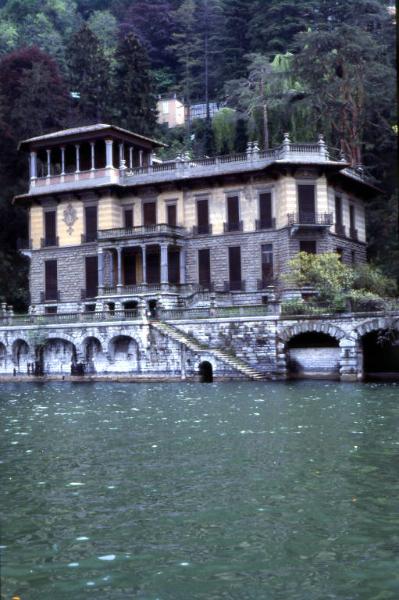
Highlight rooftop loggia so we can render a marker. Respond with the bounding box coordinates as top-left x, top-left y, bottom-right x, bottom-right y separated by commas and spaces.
15, 129, 378, 200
